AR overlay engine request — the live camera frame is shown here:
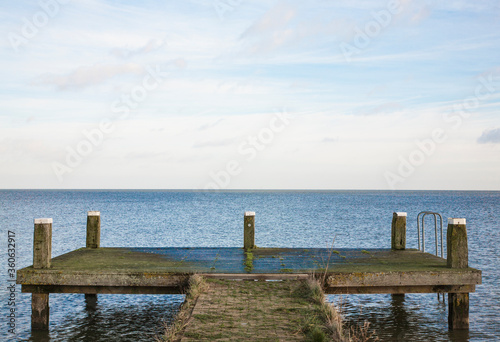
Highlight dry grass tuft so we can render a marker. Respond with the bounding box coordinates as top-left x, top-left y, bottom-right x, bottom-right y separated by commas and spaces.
304, 278, 349, 342
155, 274, 208, 342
